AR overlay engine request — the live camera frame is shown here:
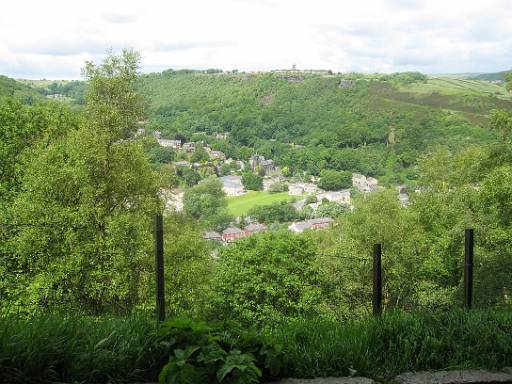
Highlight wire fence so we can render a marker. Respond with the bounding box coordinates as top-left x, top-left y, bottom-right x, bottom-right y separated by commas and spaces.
1, 217, 511, 319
